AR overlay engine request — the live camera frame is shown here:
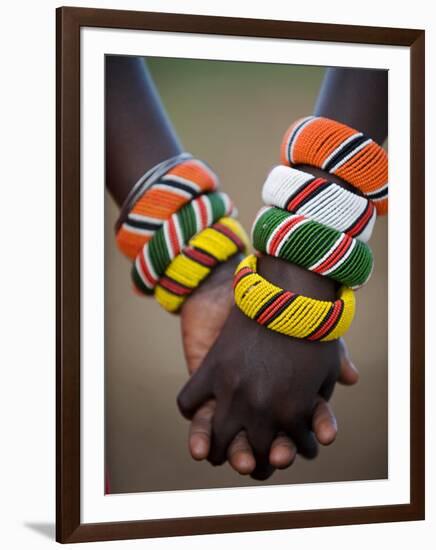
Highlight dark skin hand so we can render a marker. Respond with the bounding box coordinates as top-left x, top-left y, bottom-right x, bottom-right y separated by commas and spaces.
178, 253, 344, 478
178, 154, 367, 481
180, 256, 358, 476
182, 307, 339, 464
